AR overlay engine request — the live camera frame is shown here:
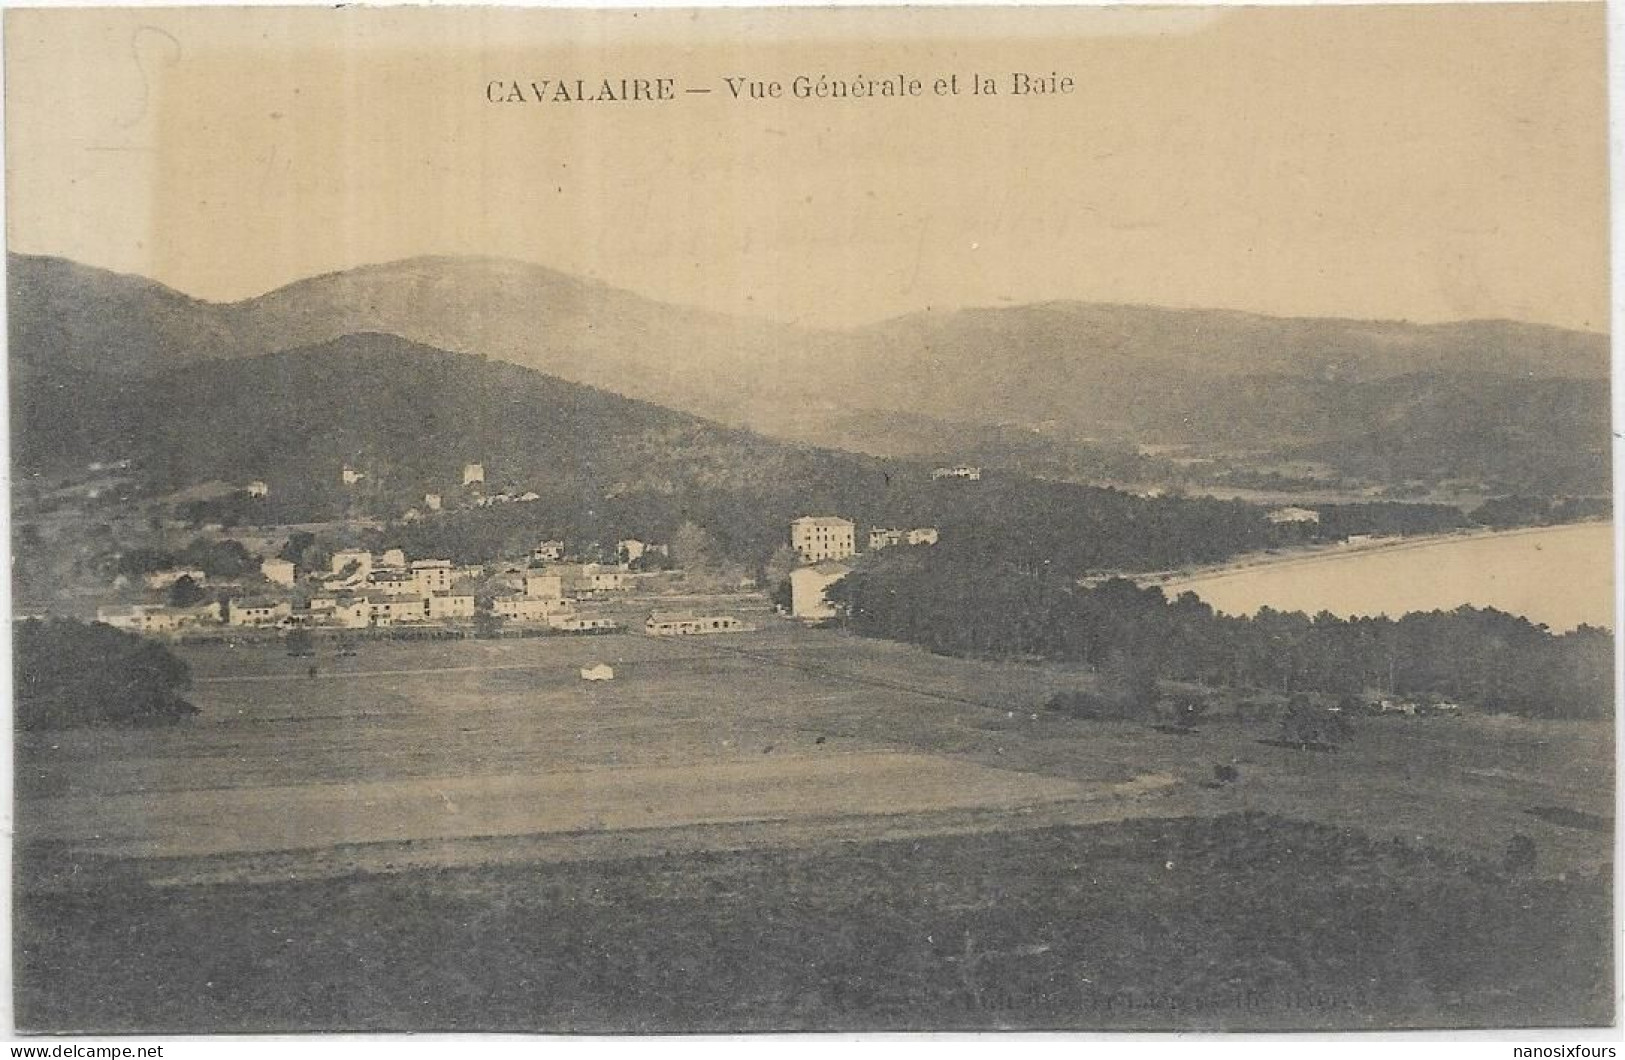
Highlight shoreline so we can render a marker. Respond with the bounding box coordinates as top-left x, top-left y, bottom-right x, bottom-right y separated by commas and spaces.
1138, 519, 1613, 592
